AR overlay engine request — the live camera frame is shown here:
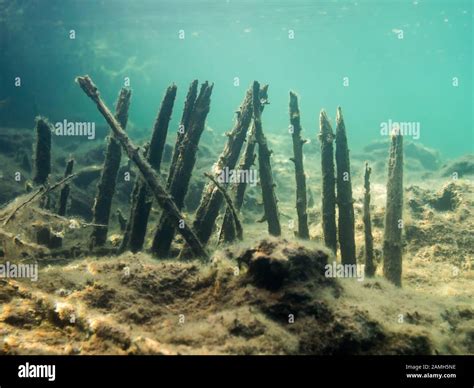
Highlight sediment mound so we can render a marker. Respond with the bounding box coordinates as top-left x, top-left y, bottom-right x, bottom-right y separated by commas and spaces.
0, 238, 443, 355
